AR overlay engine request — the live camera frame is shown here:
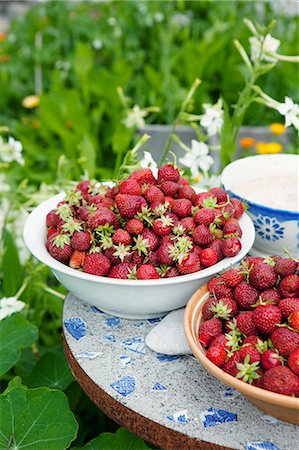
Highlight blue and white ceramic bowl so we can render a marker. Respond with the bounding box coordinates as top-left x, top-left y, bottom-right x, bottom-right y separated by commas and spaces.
221, 154, 299, 257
